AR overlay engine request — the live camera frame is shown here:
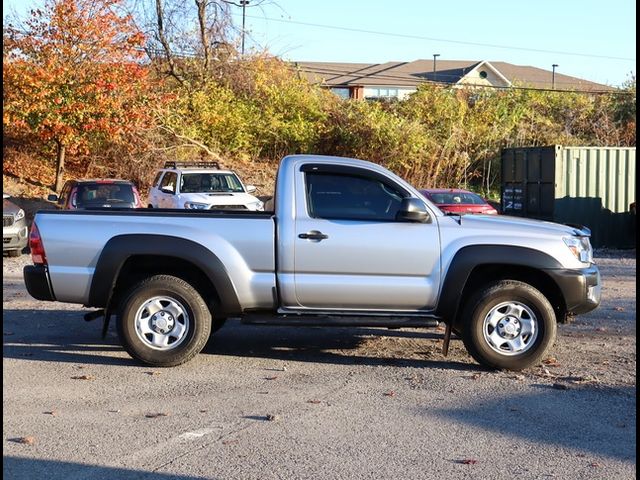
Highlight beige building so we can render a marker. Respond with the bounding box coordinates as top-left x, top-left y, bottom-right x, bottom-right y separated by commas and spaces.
294, 59, 615, 100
